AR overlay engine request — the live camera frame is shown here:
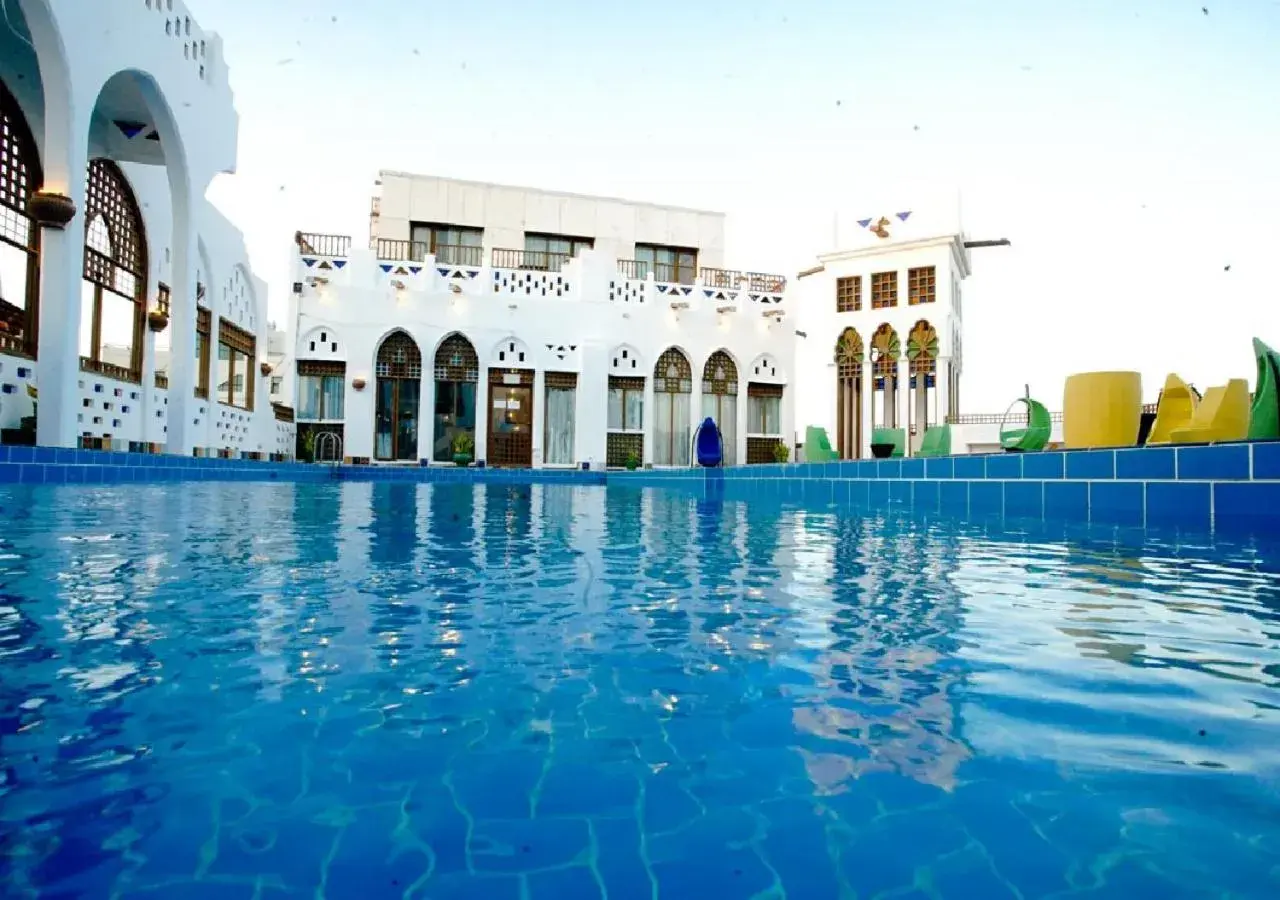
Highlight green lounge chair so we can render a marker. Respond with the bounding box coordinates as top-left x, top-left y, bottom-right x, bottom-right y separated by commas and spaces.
916, 424, 952, 458
1248, 337, 1279, 440
803, 426, 839, 462
1000, 397, 1052, 452
870, 427, 906, 458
